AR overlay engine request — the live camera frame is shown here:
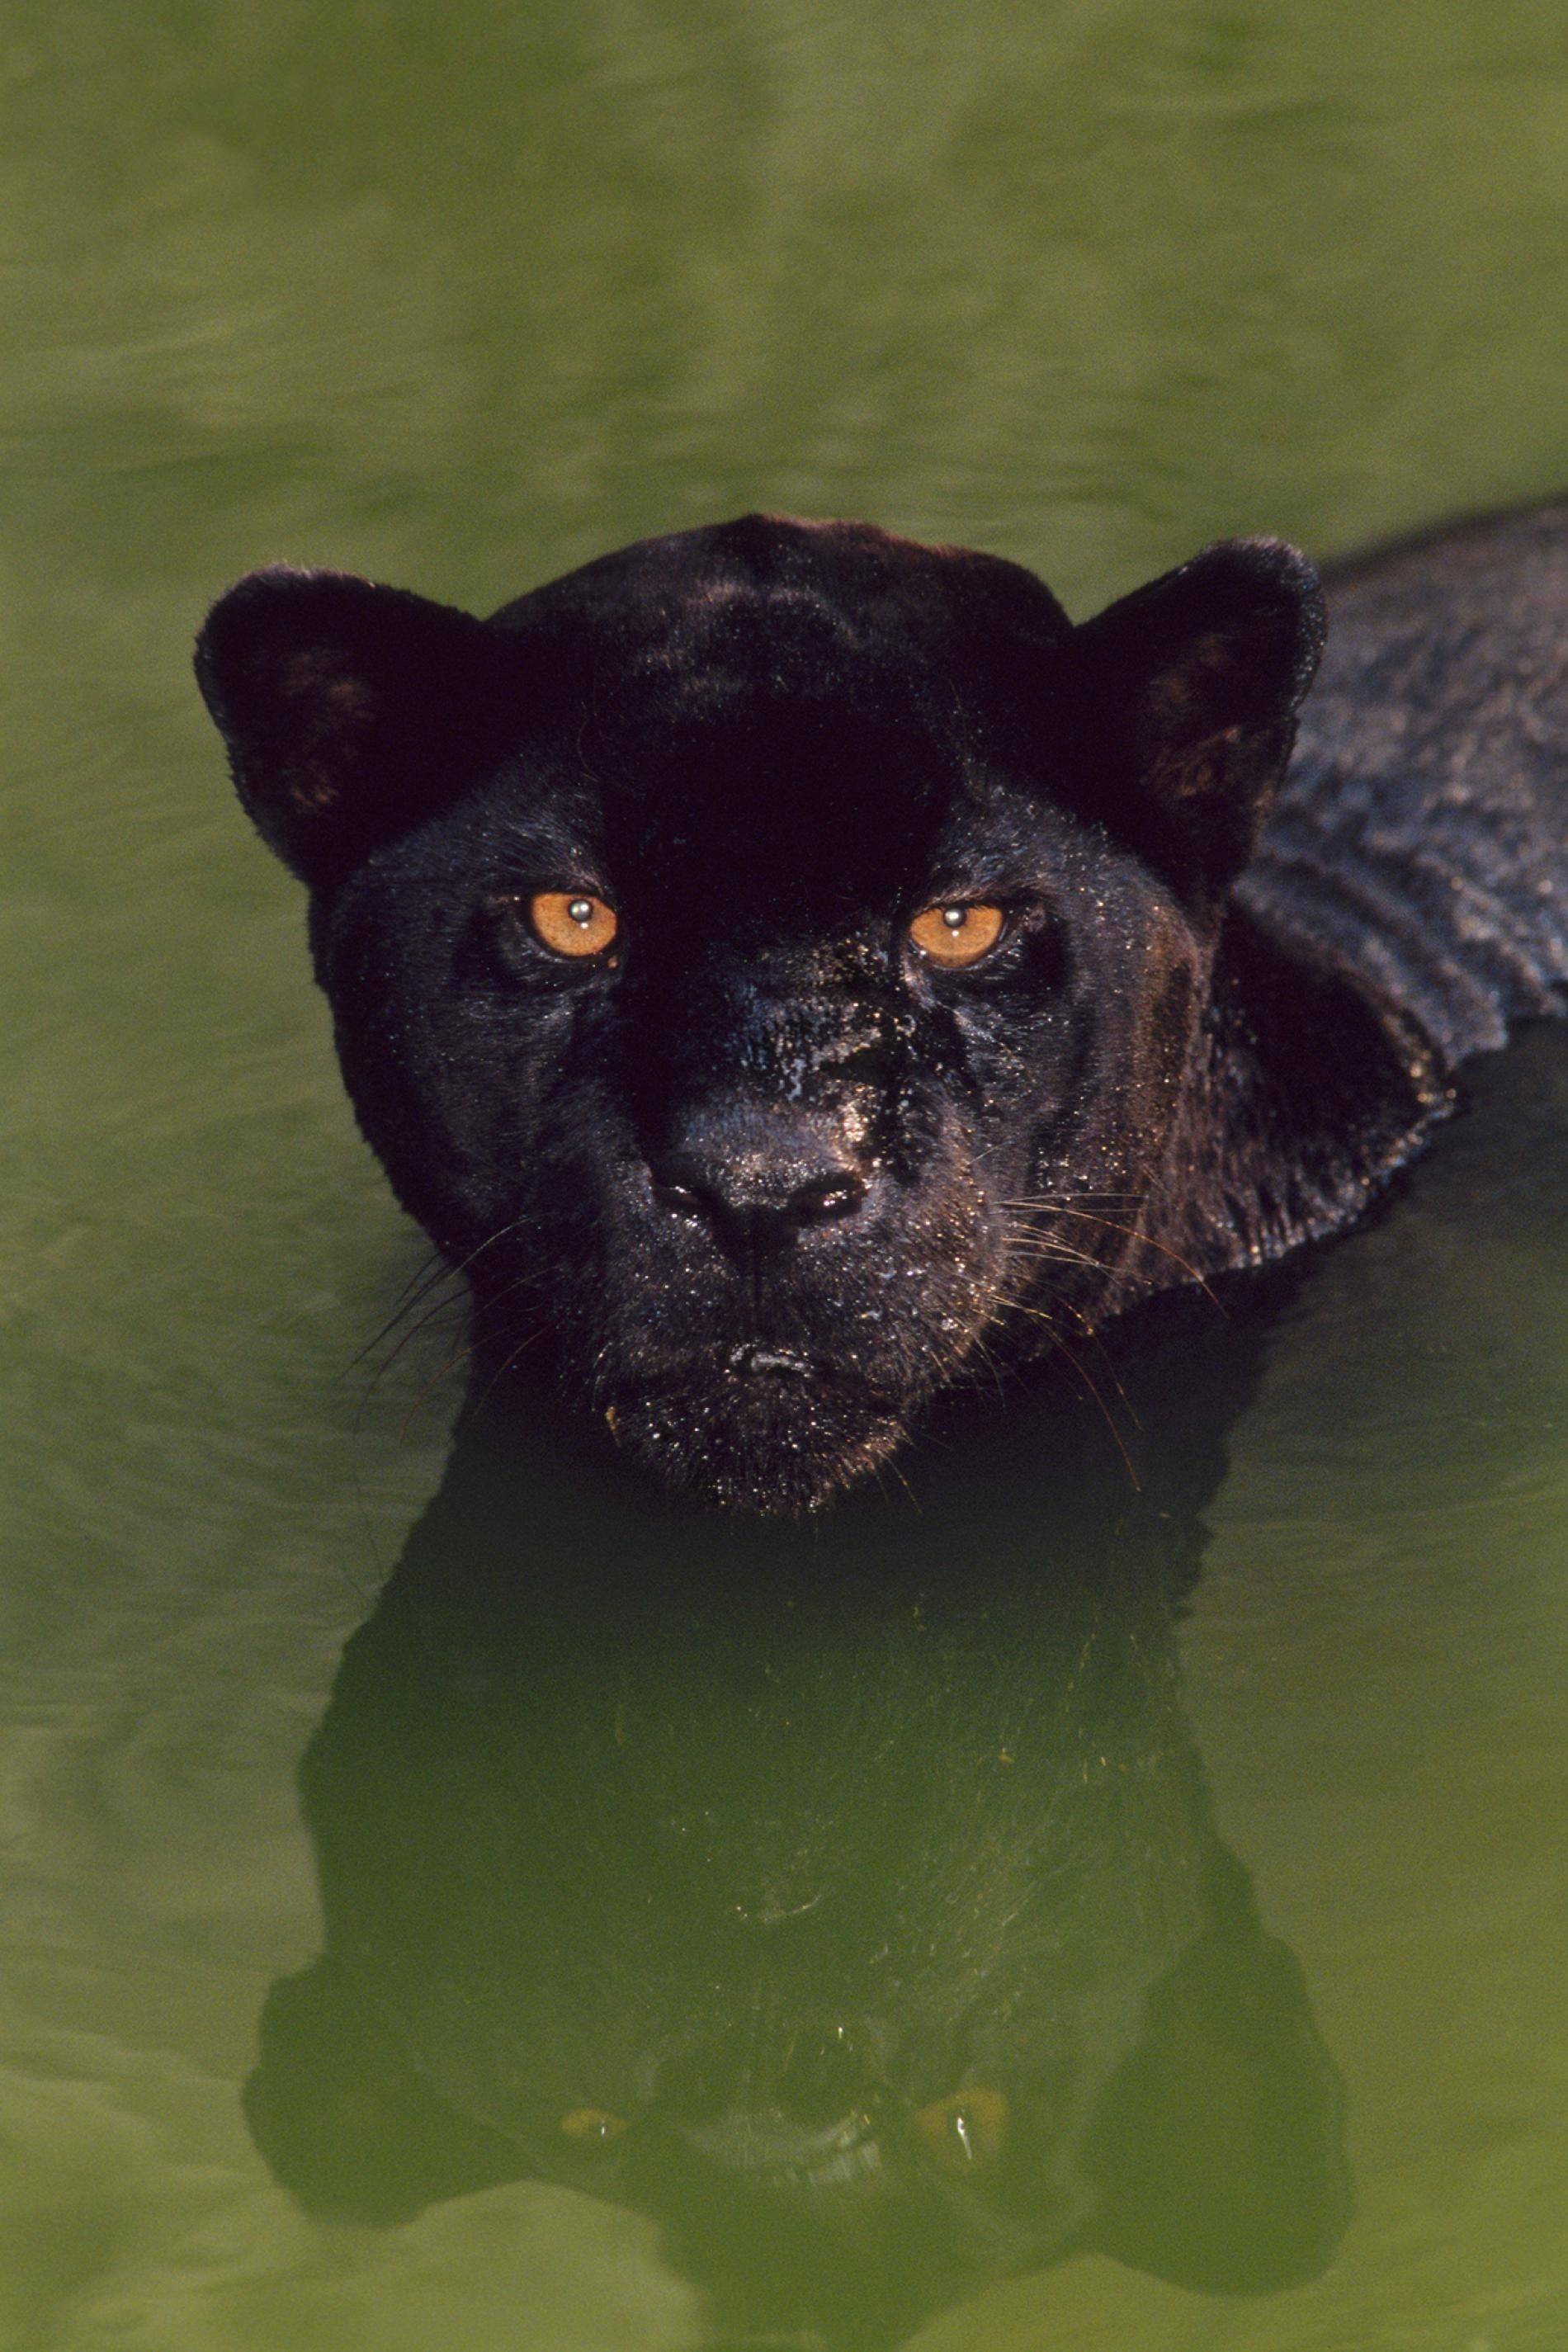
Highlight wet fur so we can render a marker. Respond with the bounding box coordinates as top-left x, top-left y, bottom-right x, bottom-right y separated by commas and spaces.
196, 503, 1568, 1510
